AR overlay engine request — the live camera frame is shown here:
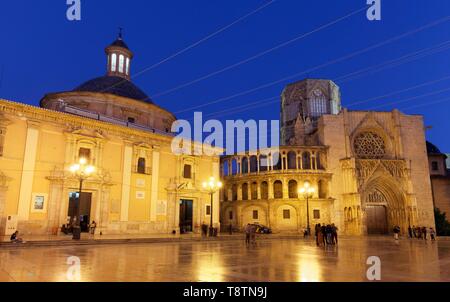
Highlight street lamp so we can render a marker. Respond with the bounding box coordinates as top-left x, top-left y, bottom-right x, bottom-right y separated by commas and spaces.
69, 158, 95, 240
299, 181, 315, 236
202, 177, 222, 237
